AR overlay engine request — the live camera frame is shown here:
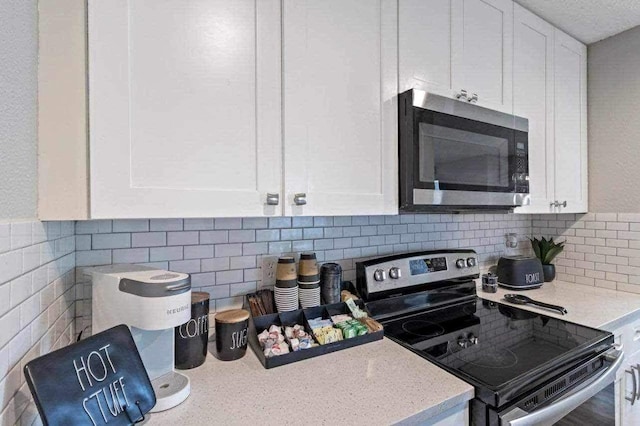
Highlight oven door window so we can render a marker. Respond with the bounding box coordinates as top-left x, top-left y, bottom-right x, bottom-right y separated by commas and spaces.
414, 110, 518, 193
